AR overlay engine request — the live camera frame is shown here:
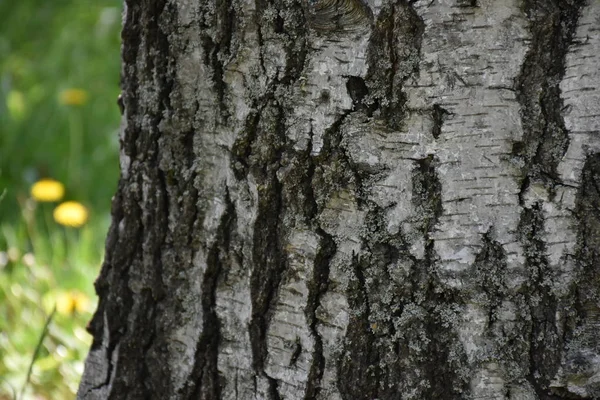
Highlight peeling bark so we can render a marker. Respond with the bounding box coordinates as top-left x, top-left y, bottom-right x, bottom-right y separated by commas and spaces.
79, 0, 600, 399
